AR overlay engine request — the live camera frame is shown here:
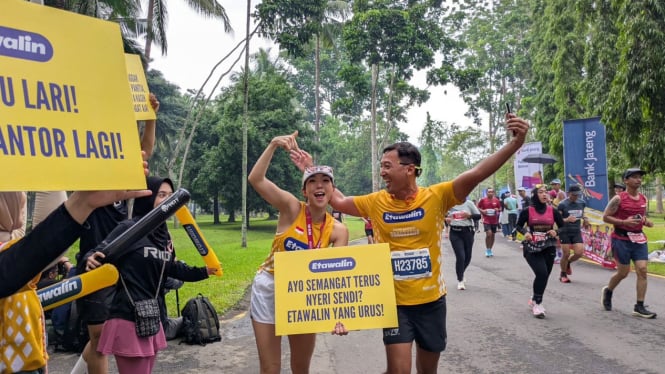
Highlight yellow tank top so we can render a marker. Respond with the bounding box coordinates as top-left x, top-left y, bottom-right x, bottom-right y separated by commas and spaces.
259, 202, 335, 274
353, 182, 460, 305
0, 240, 48, 374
